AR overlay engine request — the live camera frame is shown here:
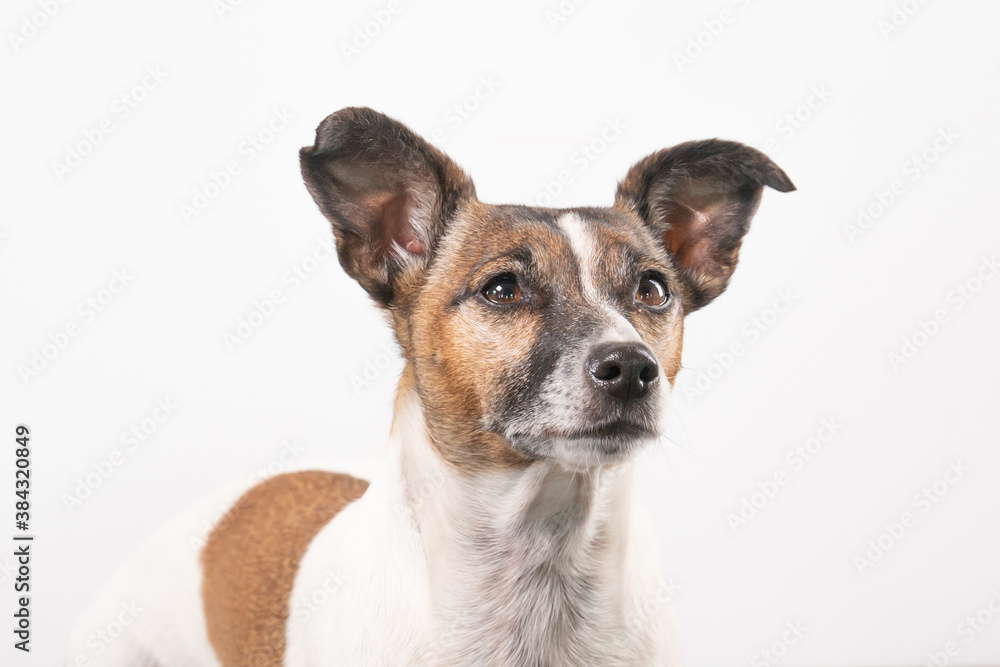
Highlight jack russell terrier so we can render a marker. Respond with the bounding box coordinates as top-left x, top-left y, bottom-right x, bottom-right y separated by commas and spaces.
70, 107, 794, 666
